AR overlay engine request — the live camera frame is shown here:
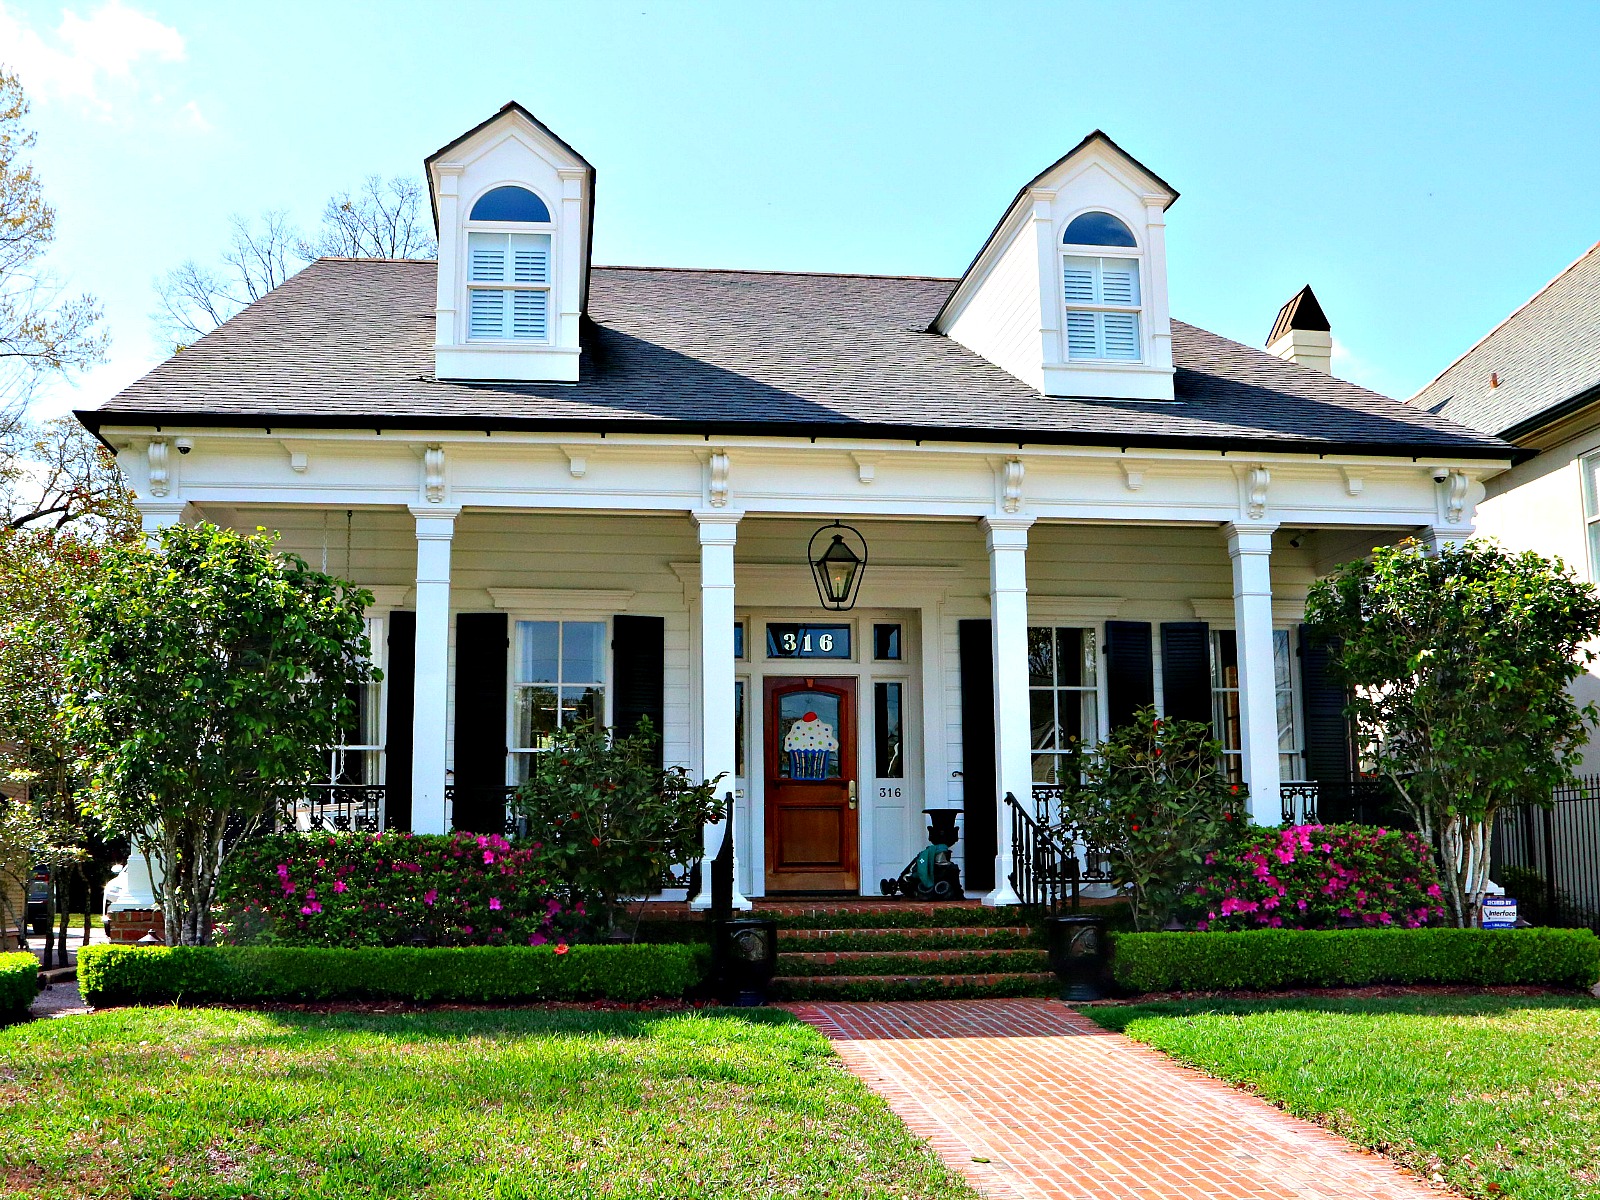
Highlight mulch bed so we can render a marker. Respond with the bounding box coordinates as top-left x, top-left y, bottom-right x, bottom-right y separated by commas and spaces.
1093, 983, 1585, 1006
